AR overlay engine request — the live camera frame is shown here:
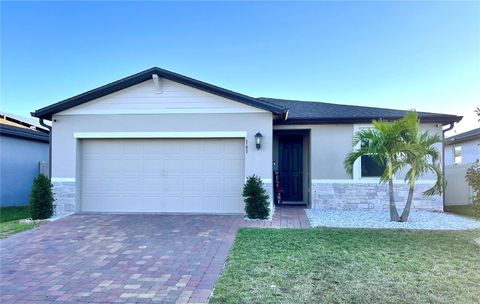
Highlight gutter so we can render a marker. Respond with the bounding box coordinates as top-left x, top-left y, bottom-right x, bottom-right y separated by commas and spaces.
39, 117, 53, 179
441, 122, 455, 211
